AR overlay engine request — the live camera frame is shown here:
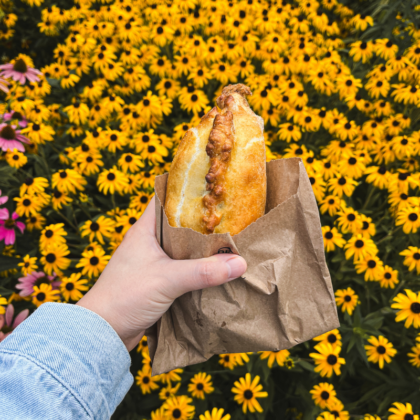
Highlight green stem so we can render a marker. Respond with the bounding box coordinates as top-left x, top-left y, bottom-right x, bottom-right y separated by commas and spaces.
376, 226, 402, 245
77, 203, 92, 219
56, 209, 78, 231
362, 185, 375, 210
